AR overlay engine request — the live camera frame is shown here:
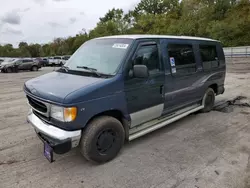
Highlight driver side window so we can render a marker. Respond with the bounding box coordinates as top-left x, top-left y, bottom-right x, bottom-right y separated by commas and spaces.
15, 60, 22, 65
135, 45, 159, 74
128, 44, 160, 78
